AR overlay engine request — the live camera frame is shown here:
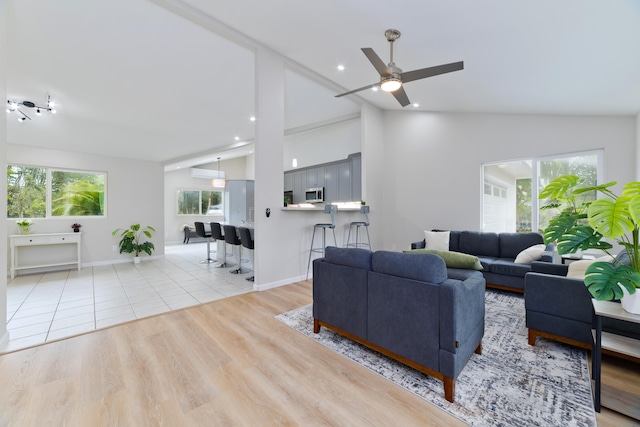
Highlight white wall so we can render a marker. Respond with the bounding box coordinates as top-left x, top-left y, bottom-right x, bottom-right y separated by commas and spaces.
283, 118, 360, 171
164, 157, 249, 244
380, 111, 637, 251
0, 0, 8, 347
6, 144, 165, 269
